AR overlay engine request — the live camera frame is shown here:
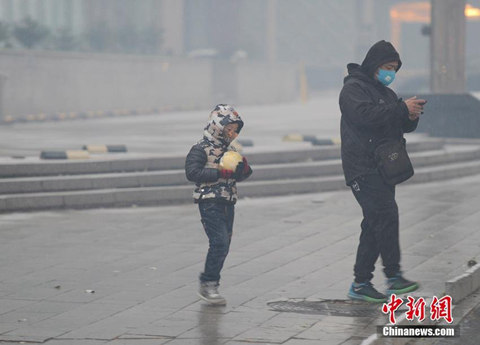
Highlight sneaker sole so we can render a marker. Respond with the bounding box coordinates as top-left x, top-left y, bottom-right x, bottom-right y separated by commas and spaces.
348, 291, 387, 303
386, 283, 420, 296
197, 292, 227, 305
